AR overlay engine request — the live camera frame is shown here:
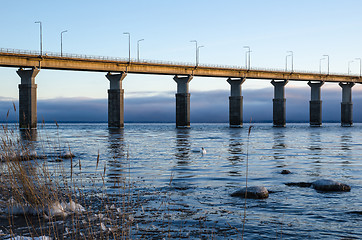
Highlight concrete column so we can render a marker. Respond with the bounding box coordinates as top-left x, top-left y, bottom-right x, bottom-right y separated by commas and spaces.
173, 75, 193, 128
106, 72, 127, 128
308, 81, 324, 126
227, 78, 246, 128
339, 82, 354, 127
17, 68, 39, 129
271, 80, 288, 127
